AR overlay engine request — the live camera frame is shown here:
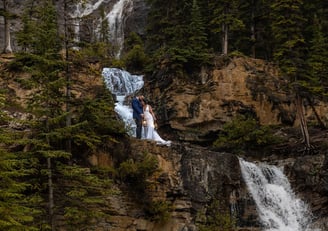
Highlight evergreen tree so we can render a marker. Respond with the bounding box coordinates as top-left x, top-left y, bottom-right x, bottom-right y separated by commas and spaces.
237, 0, 273, 59
0, 93, 42, 230
271, 0, 311, 150
16, 12, 35, 52
99, 6, 110, 43
306, 16, 328, 96
187, 0, 211, 66
14, 1, 125, 228
208, 0, 245, 55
